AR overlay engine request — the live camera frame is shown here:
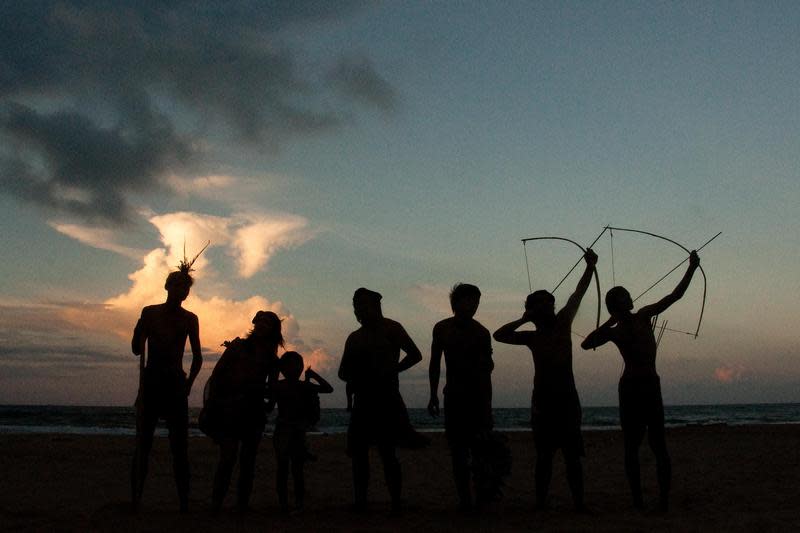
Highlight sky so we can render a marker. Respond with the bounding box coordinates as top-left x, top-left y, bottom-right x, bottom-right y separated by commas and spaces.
1, 1, 798, 408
